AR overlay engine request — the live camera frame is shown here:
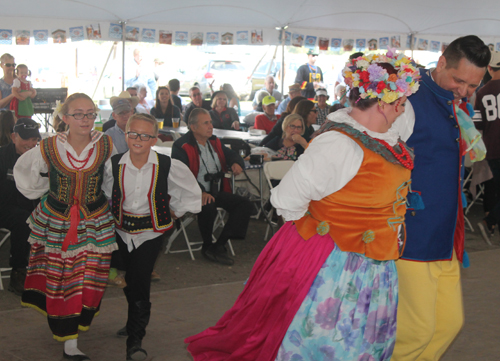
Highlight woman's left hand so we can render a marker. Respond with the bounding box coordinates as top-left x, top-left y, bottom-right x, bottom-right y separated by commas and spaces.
291, 134, 307, 148
231, 121, 240, 130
